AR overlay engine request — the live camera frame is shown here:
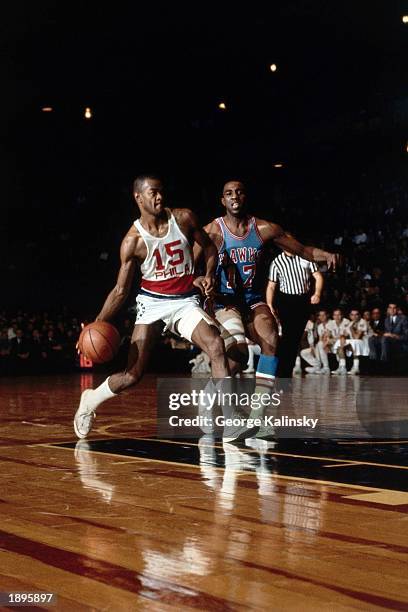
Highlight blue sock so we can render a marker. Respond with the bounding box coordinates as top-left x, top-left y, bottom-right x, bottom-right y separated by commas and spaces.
256, 354, 279, 381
